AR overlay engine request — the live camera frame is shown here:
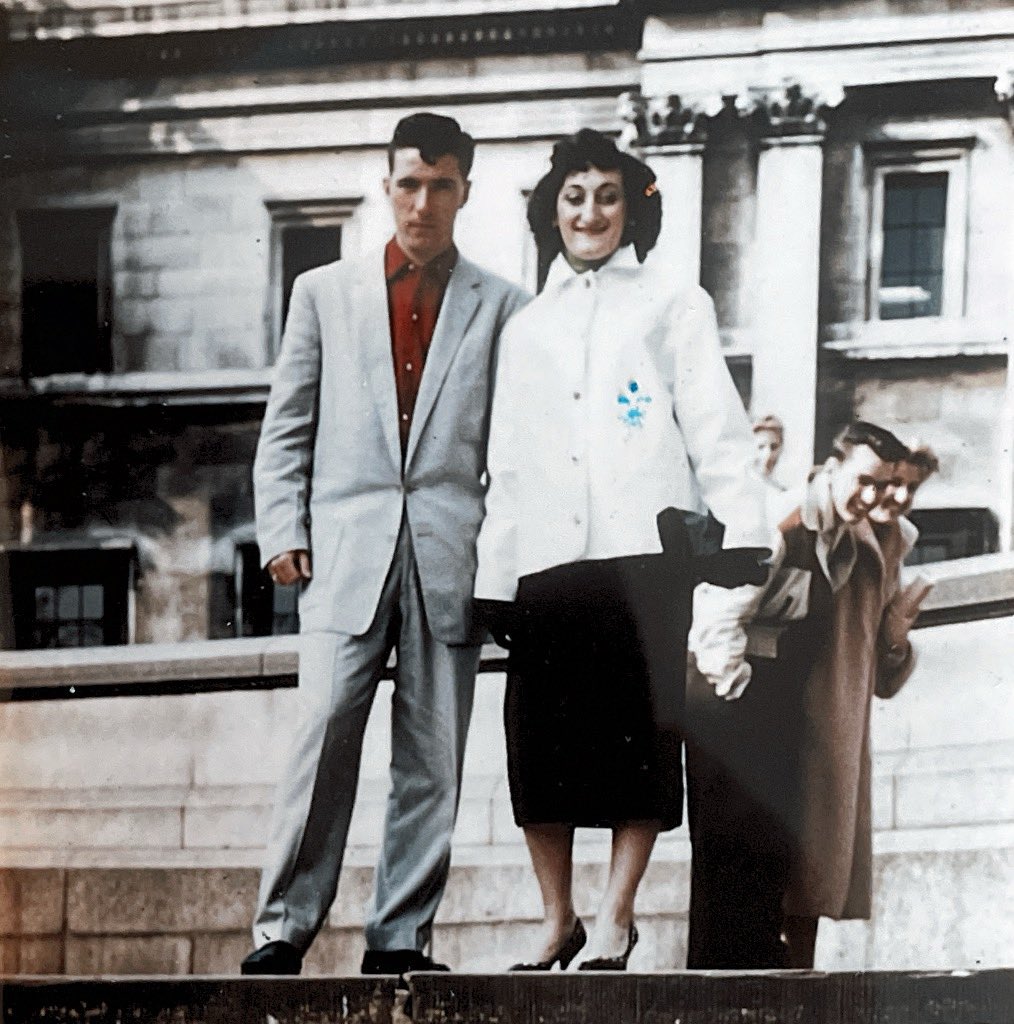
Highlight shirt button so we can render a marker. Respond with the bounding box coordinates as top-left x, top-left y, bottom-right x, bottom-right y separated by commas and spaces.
573, 391, 581, 400
401, 413, 409, 422
574, 515, 582, 525
583, 278, 591, 288
571, 455, 580, 464
406, 362, 413, 371
411, 312, 419, 322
